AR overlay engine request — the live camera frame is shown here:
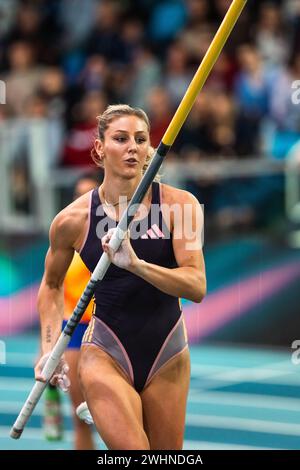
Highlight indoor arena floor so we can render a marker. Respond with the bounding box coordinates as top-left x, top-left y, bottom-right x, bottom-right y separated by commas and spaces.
1, 333, 300, 450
